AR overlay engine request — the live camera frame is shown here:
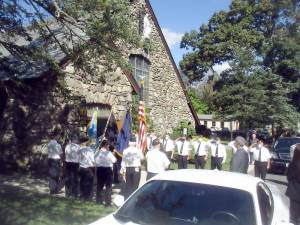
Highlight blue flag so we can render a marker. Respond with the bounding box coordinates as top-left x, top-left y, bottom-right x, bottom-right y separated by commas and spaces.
116, 110, 132, 152
88, 111, 97, 139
